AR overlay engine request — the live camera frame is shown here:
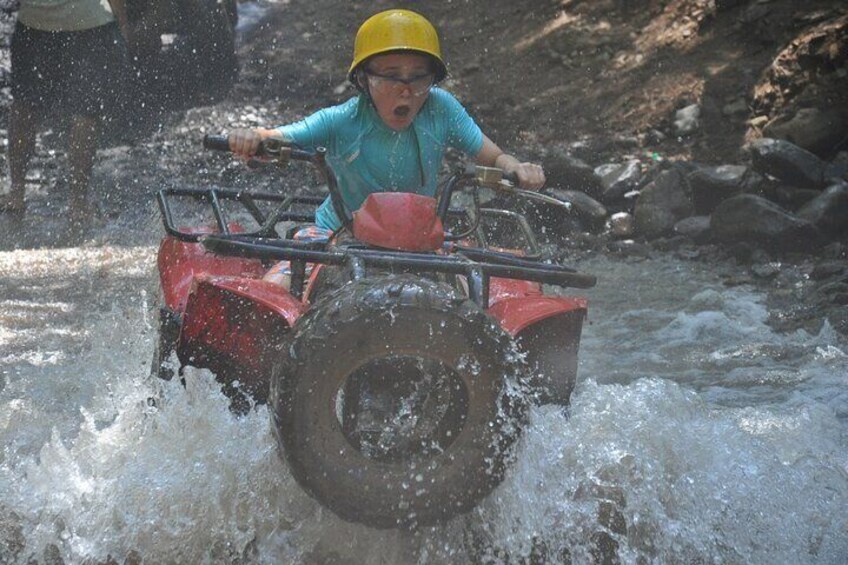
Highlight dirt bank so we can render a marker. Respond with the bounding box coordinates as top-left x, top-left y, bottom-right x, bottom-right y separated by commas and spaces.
233, 0, 847, 164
